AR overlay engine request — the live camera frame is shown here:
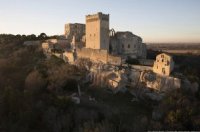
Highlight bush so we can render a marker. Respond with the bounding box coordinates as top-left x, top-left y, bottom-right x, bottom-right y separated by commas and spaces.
25, 70, 47, 93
